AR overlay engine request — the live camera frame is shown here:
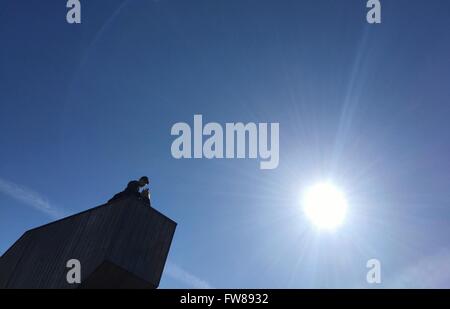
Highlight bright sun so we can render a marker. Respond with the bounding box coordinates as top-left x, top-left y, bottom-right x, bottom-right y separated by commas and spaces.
302, 182, 348, 230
